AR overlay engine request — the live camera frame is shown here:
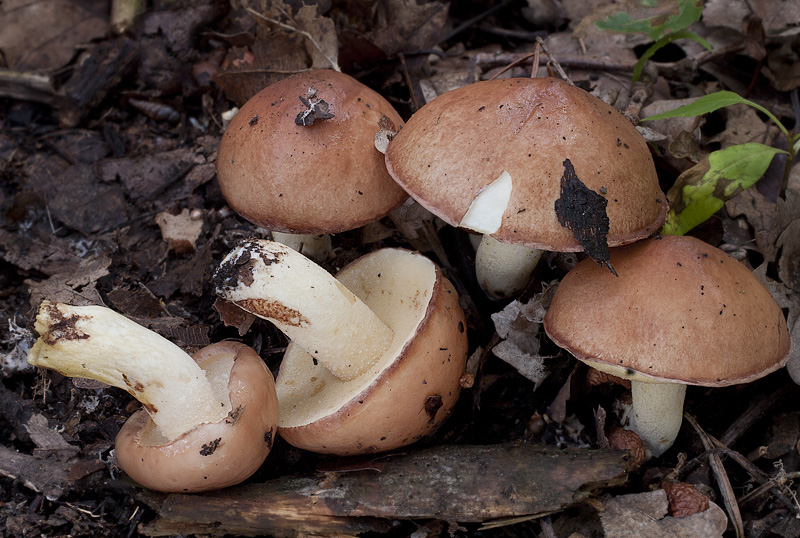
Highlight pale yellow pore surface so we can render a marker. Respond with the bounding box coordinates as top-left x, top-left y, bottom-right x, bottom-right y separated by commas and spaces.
217, 240, 393, 381
276, 249, 435, 427
27, 301, 230, 441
